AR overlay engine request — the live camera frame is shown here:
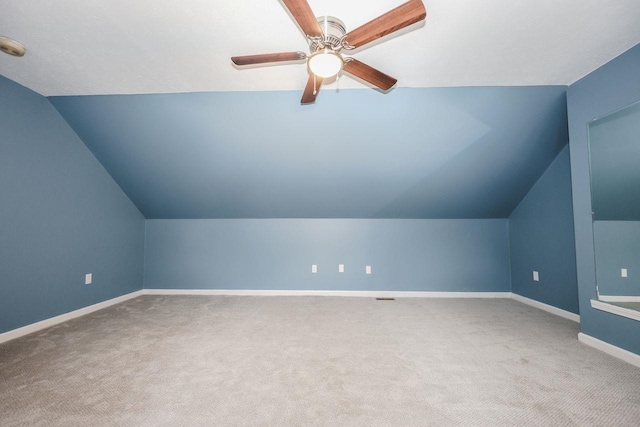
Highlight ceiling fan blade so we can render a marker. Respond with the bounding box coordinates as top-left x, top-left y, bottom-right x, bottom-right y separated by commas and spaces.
231, 51, 307, 66
343, 0, 426, 49
343, 59, 397, 91
301, 74, 323, 104
281, 0, 323, 38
